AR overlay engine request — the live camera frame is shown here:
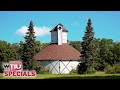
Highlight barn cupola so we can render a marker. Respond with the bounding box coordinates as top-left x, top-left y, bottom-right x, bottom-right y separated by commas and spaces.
50, 23, 68, 45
